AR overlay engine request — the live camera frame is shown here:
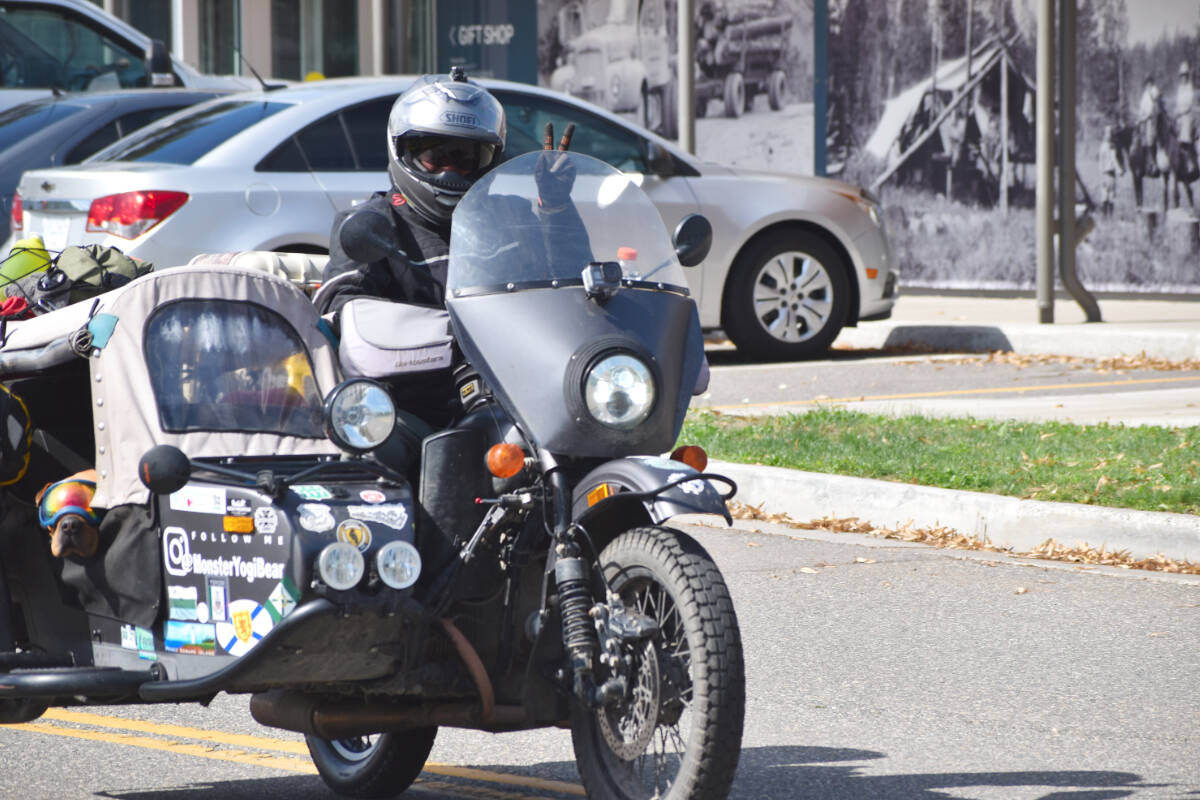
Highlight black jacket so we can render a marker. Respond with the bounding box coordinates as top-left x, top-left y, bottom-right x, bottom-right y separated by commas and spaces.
315, 191, 452, 316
